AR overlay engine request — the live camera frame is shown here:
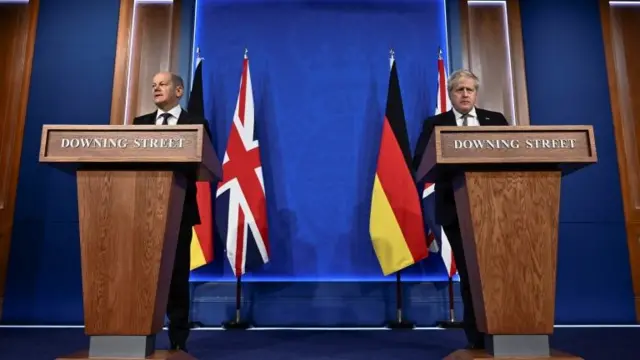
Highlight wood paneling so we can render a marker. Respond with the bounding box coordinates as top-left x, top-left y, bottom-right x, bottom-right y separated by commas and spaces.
0, 0, 40, 319
600, 0, 640, 322
111, 0, 182, 126
459, 0, 529, 126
